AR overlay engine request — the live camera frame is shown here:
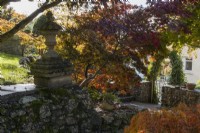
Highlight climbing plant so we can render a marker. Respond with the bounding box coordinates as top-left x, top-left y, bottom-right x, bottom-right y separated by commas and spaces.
148, 56, 164, 103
